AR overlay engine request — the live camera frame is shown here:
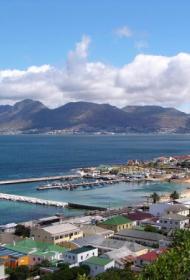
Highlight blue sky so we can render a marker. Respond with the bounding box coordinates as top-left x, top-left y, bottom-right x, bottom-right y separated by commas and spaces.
0, 0, 190, 111
1, 0, 190, 68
